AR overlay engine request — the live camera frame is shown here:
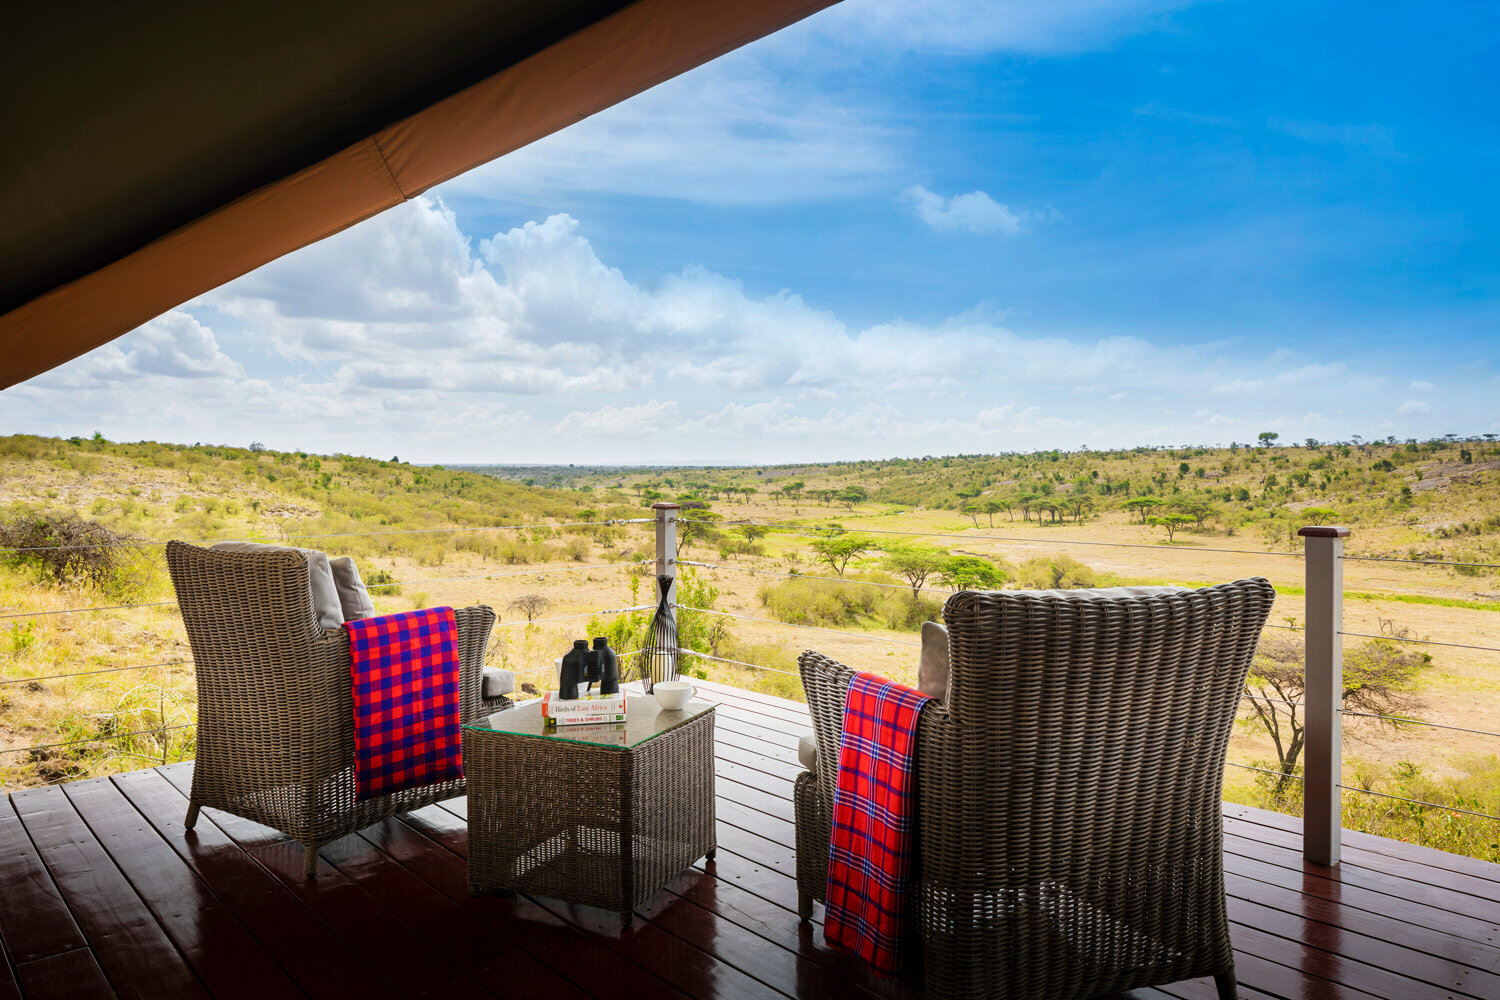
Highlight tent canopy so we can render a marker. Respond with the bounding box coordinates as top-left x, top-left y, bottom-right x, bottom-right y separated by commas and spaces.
0, 0, 833, 388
